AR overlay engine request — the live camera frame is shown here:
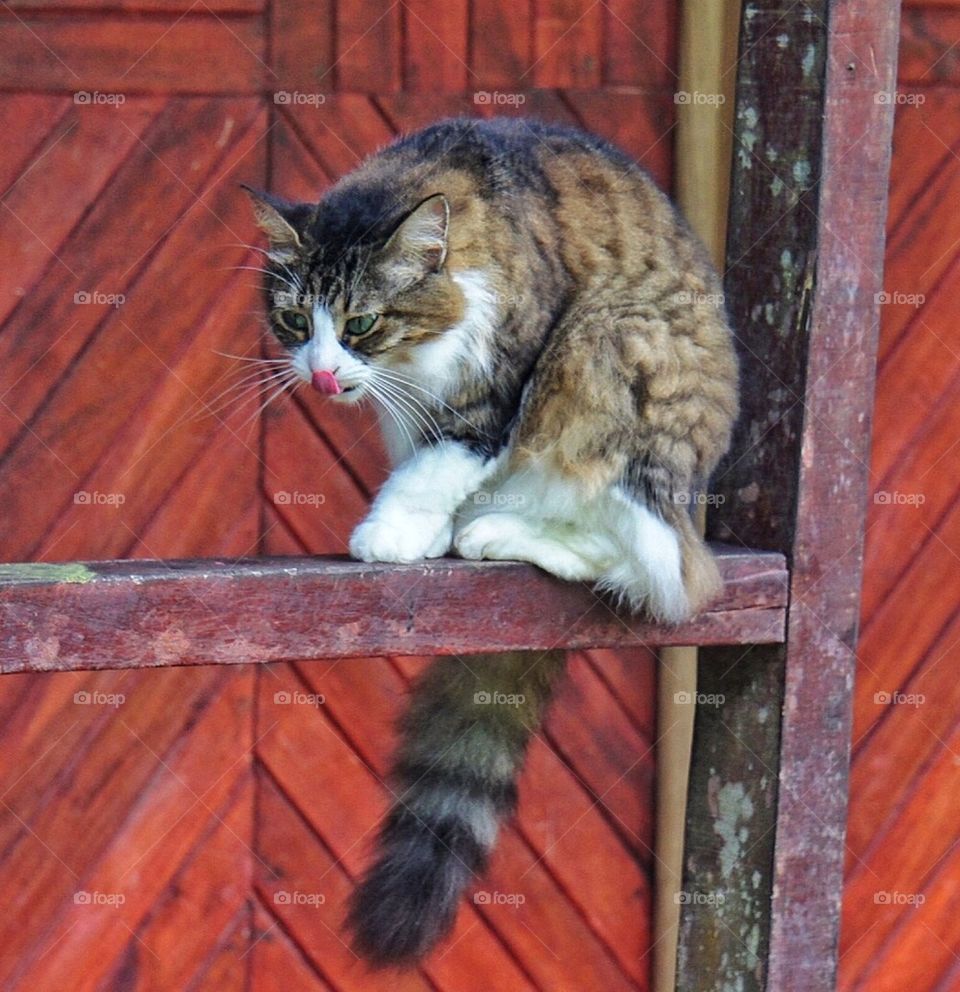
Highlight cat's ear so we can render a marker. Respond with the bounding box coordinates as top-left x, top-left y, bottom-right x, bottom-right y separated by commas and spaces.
381, 194, 450, 283
242, 185, 311, 253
